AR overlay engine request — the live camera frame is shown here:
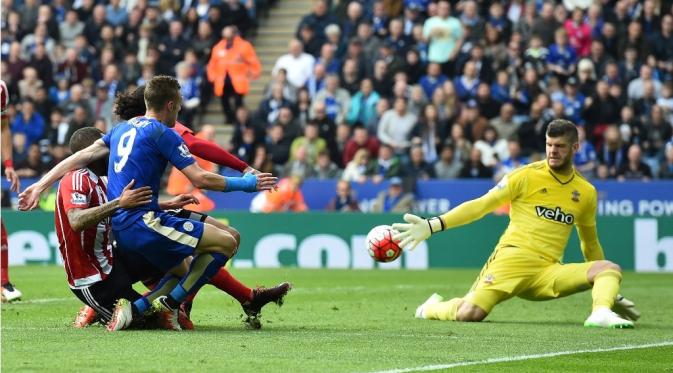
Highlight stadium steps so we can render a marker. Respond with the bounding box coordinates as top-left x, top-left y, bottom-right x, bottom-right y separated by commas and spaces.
200, 0, 311, 147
